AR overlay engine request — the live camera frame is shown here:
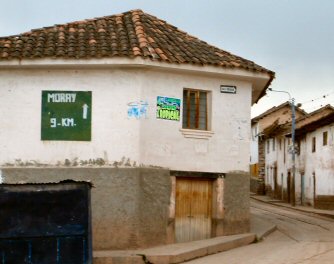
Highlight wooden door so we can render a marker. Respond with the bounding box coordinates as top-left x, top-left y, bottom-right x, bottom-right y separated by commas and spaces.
301, 173, 305, 205
287, 172, 291, 203
175, 178, 212, 243
273, 166, 278, 198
